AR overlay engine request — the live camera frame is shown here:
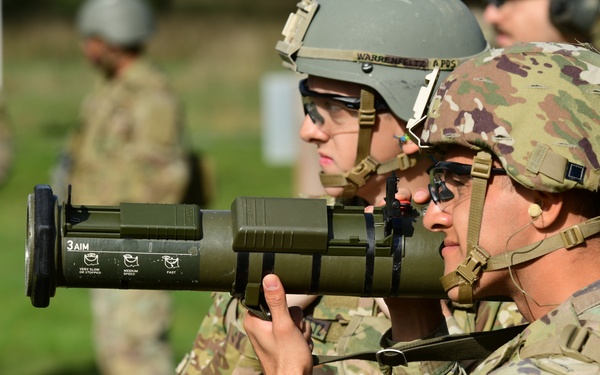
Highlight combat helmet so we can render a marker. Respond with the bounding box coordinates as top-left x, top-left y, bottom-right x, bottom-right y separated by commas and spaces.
77, 0, 155, 48
276, 0, 489, 197
411, 42, 600, 304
